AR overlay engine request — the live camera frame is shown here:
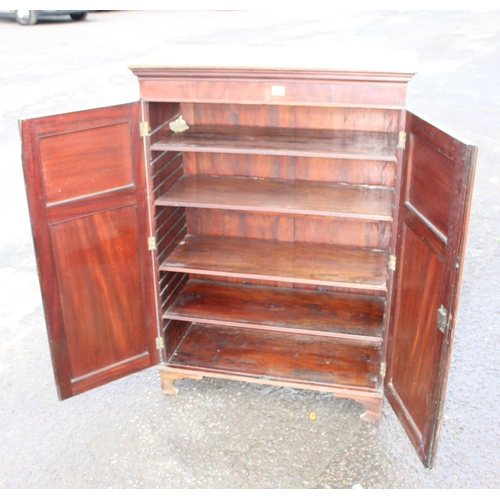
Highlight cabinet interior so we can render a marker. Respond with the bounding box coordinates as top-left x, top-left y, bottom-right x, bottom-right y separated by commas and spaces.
147, 100, 398, 393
